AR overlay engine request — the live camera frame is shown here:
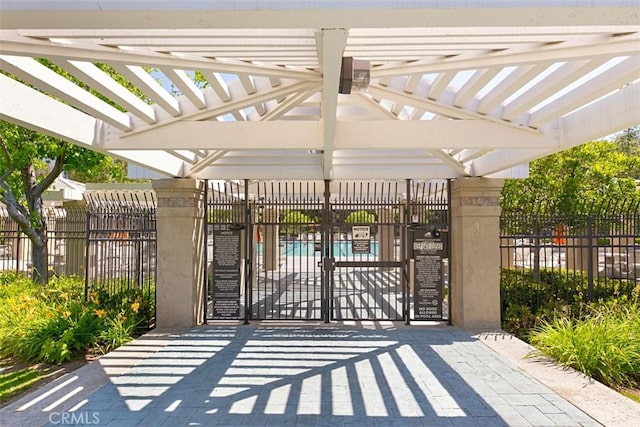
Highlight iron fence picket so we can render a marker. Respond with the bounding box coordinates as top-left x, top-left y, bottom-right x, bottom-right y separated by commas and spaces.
500, 201, 639, 321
